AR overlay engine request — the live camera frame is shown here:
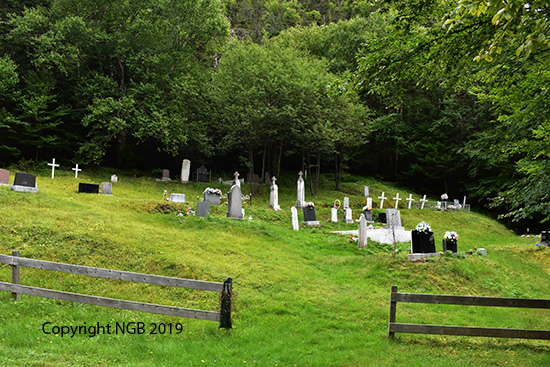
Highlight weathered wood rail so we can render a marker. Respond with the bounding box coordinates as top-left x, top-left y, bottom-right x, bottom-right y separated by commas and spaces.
388, 285, 550, 340
0, 250, 232, 328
